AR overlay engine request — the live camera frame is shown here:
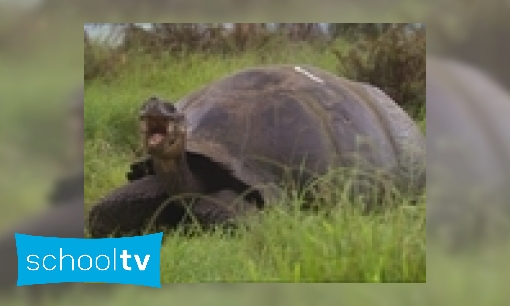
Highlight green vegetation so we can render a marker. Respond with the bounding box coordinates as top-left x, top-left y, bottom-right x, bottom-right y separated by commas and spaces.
85, 25, 426, 283
0, 23, 81, 229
